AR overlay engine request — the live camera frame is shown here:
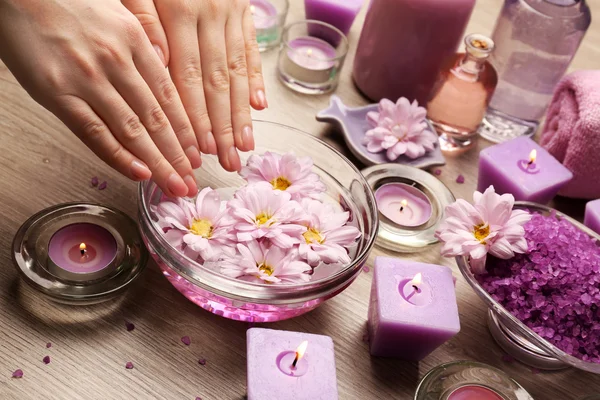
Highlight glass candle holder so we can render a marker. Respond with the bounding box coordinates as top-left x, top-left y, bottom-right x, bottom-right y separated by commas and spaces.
362, 164, 455, 253
278, 20, 349, 95
250, 0, 289, 52
415, 360, 533, 400
12, 203, 148, 305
